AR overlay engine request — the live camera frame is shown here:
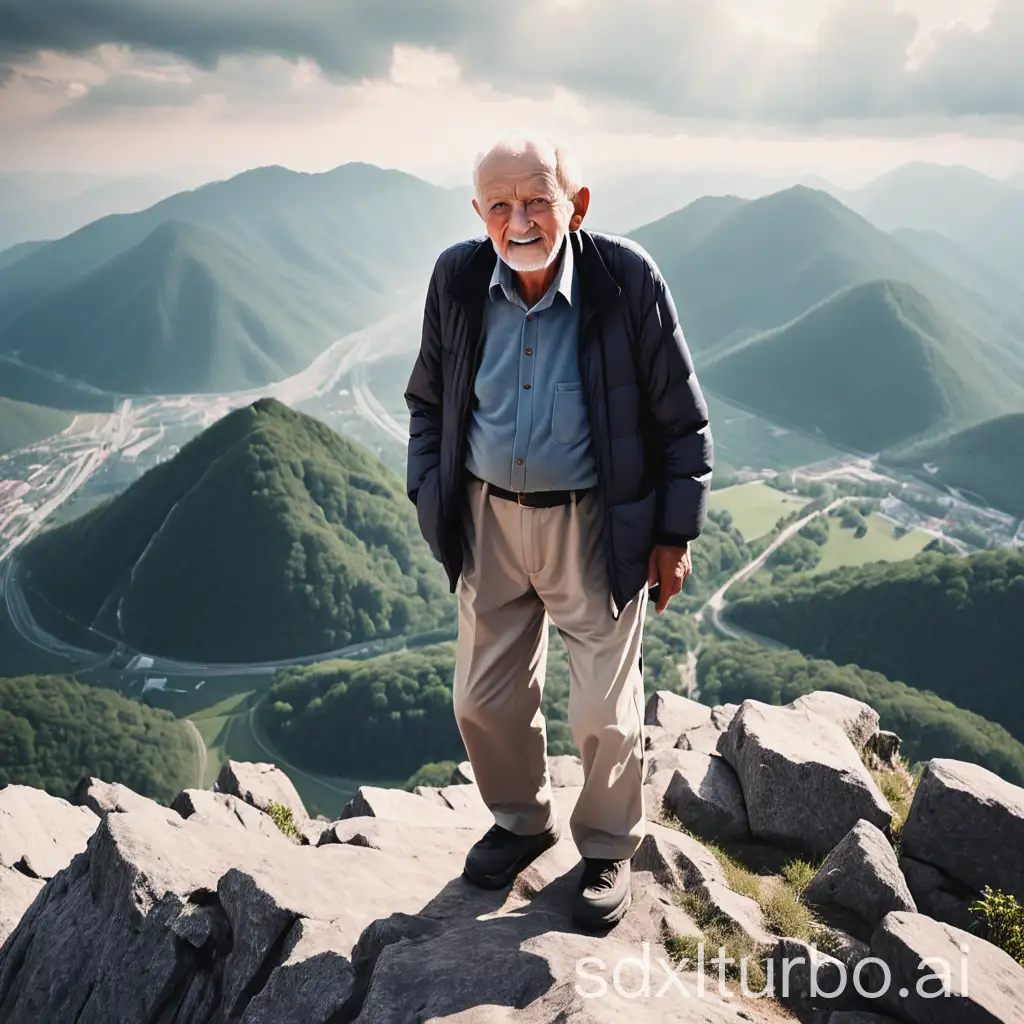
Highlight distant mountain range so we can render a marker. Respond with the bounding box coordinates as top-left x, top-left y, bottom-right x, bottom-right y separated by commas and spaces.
0, 163, 477, 396
19, 397, 453, 661
629, 185, 1024, 453
842, 163, 1024, 288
